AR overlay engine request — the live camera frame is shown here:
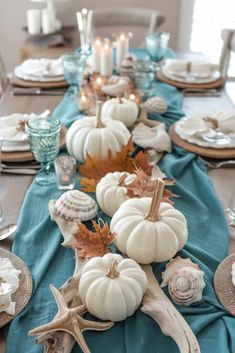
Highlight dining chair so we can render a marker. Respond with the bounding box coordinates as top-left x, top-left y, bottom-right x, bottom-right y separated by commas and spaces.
219, 28, 235, 79
92, 8, 165, 46
0, 54, 8, 96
